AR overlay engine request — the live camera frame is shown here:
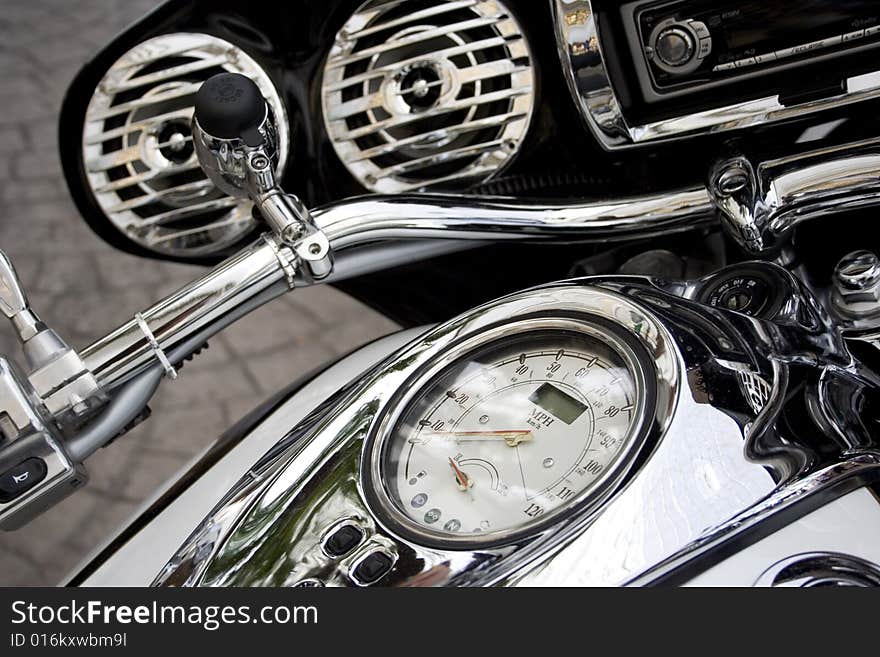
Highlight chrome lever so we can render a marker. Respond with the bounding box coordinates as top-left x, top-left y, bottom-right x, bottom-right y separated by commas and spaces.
0, 248, 102, 420
0, 252, 89, 530
0, 249, 43, 344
